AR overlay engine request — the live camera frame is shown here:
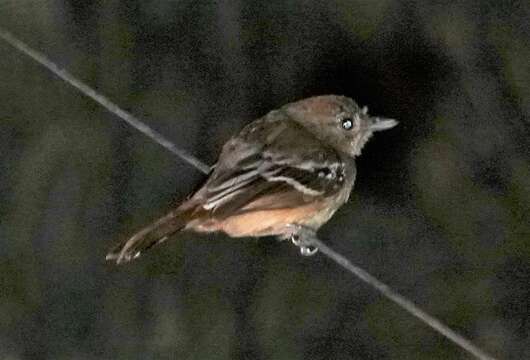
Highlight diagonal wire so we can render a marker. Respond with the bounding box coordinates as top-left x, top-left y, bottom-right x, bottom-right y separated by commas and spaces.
312, 238, 495, 360
0, 28, 211, 175
0, 27, 496, 360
